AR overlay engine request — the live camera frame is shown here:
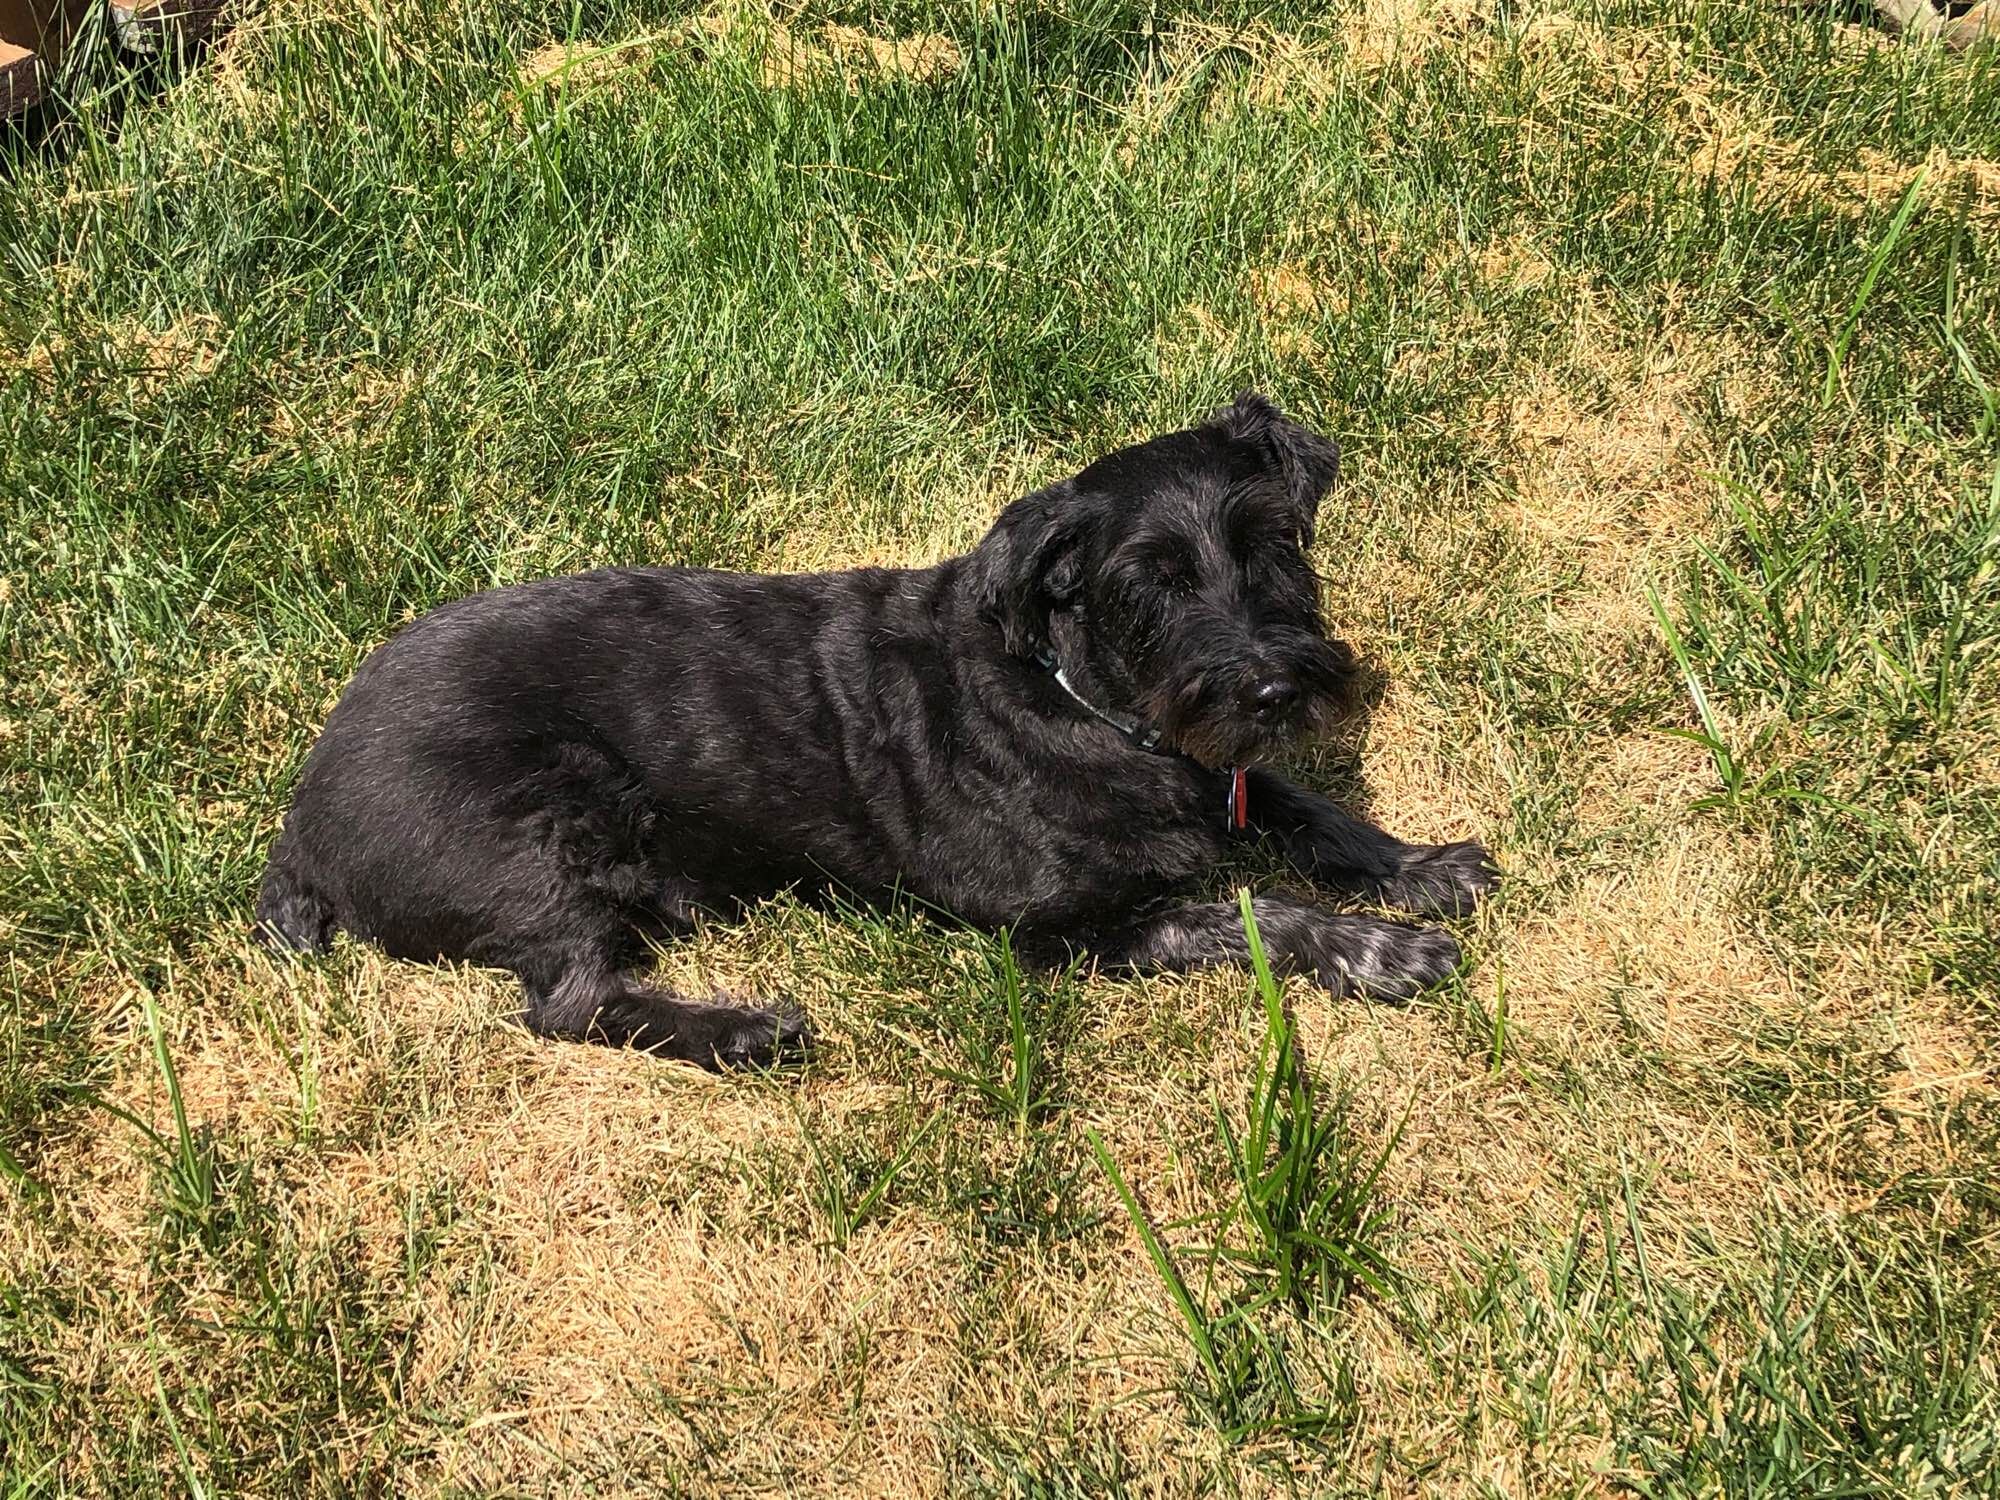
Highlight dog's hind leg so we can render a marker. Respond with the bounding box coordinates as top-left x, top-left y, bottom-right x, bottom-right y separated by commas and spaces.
453, 742, 808, 1069
517, 946, 810, 1070
1093, 892, 1461, 1002
255, 853, 334, 954
1245, 770, 1497, 918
